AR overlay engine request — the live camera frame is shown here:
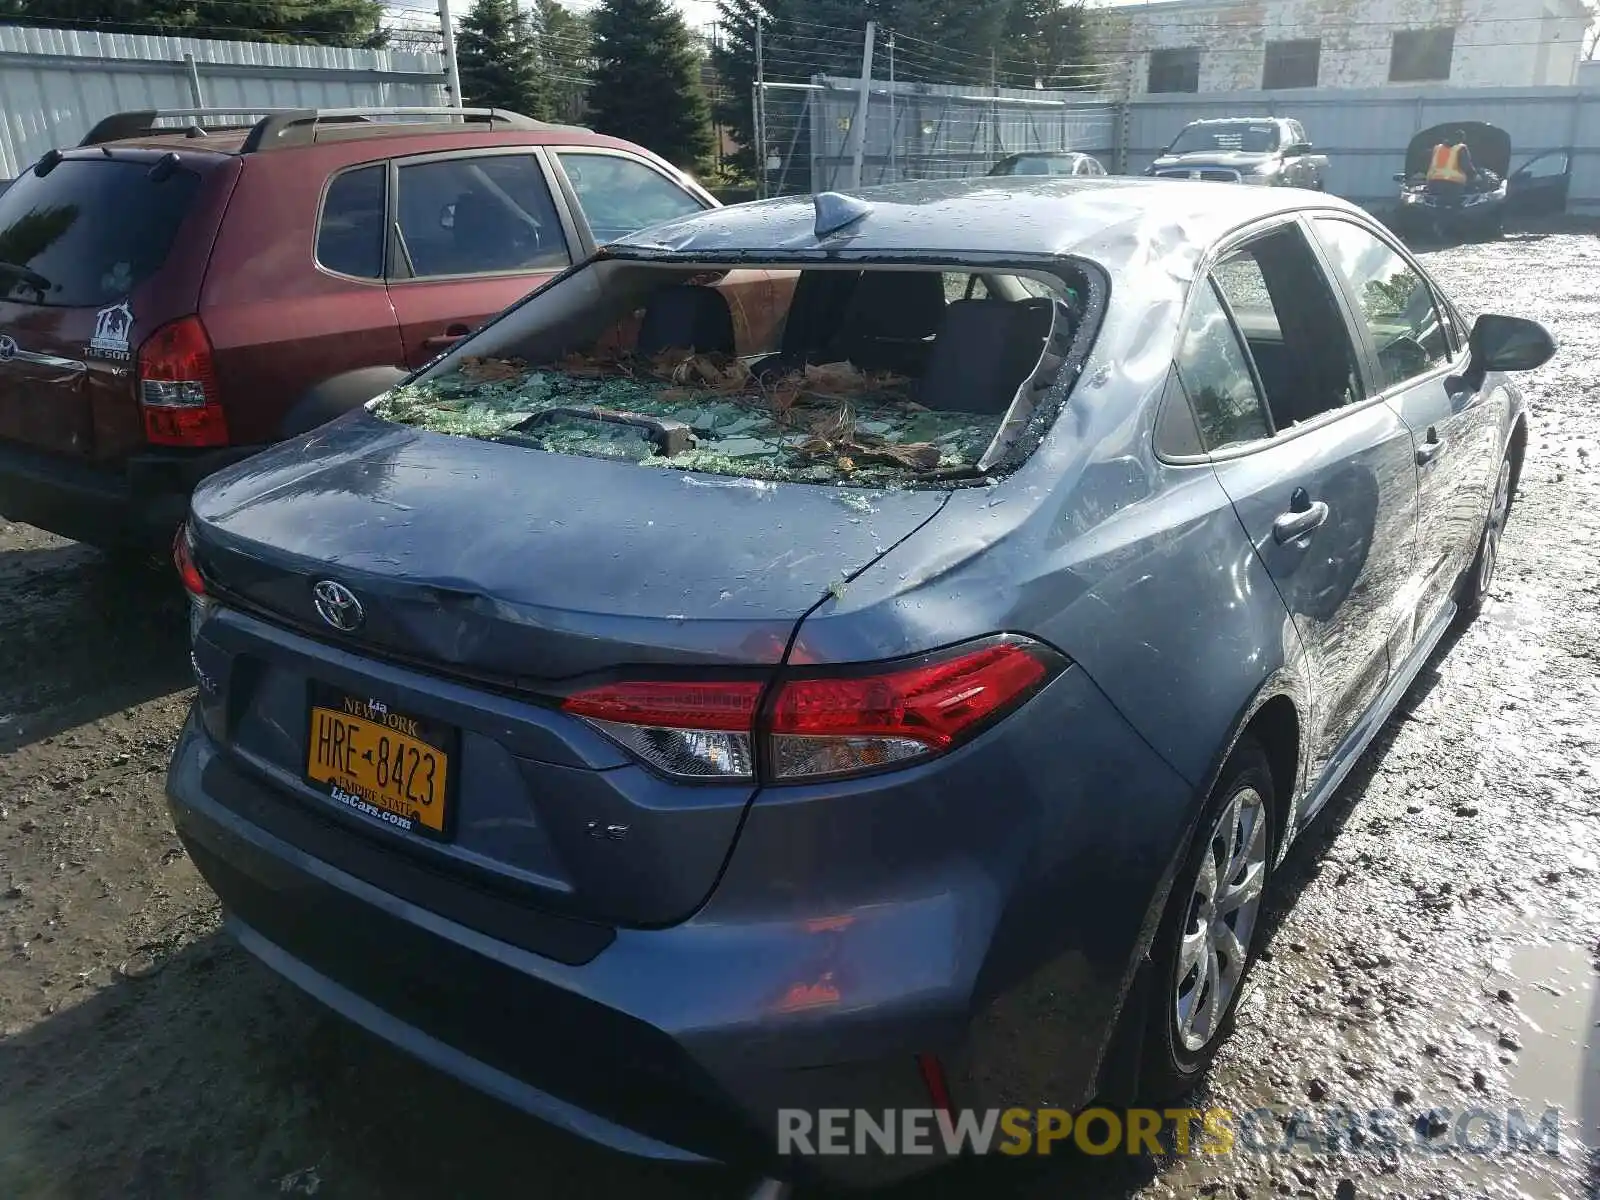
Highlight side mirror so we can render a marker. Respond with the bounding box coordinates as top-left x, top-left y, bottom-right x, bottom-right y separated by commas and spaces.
1392, 172, 1408, 183
1469, 313, 1556, 375
1287, 142, 1313, 155
439, 202, 456, 230
1378, 334, 1432, 381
